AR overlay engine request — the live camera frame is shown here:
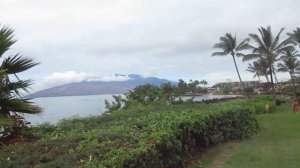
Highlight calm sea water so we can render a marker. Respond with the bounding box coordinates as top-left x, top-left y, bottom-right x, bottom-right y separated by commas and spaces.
24, 94, 240, 125
24, 94, 116, 125
180, 95, 240, 101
